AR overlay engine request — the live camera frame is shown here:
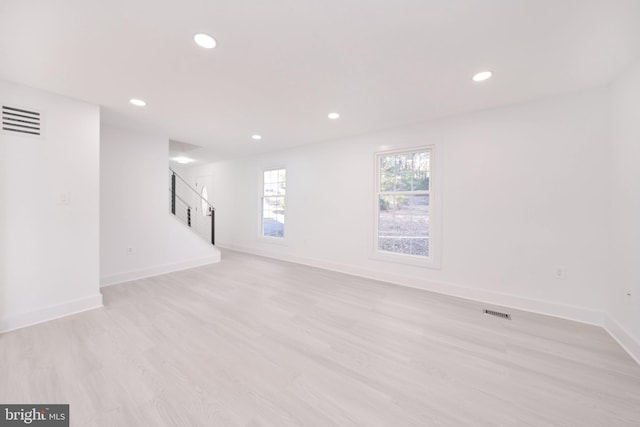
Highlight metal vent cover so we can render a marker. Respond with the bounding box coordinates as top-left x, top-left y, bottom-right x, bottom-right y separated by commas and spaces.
484, 309, 511, 320
2, 105, 43, 137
